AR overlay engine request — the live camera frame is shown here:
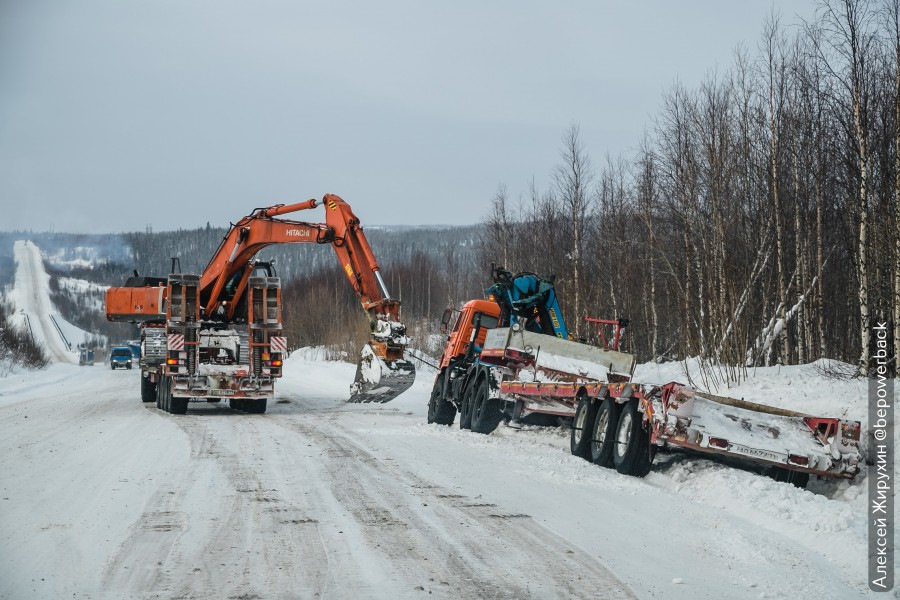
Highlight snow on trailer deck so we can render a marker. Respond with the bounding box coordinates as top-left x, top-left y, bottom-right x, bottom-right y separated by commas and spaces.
0, 352, 883, 600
